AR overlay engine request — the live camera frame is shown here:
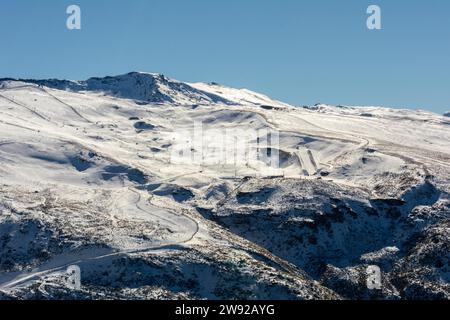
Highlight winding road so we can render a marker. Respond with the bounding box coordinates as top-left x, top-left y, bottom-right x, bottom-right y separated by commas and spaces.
0, 185, 199, 291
